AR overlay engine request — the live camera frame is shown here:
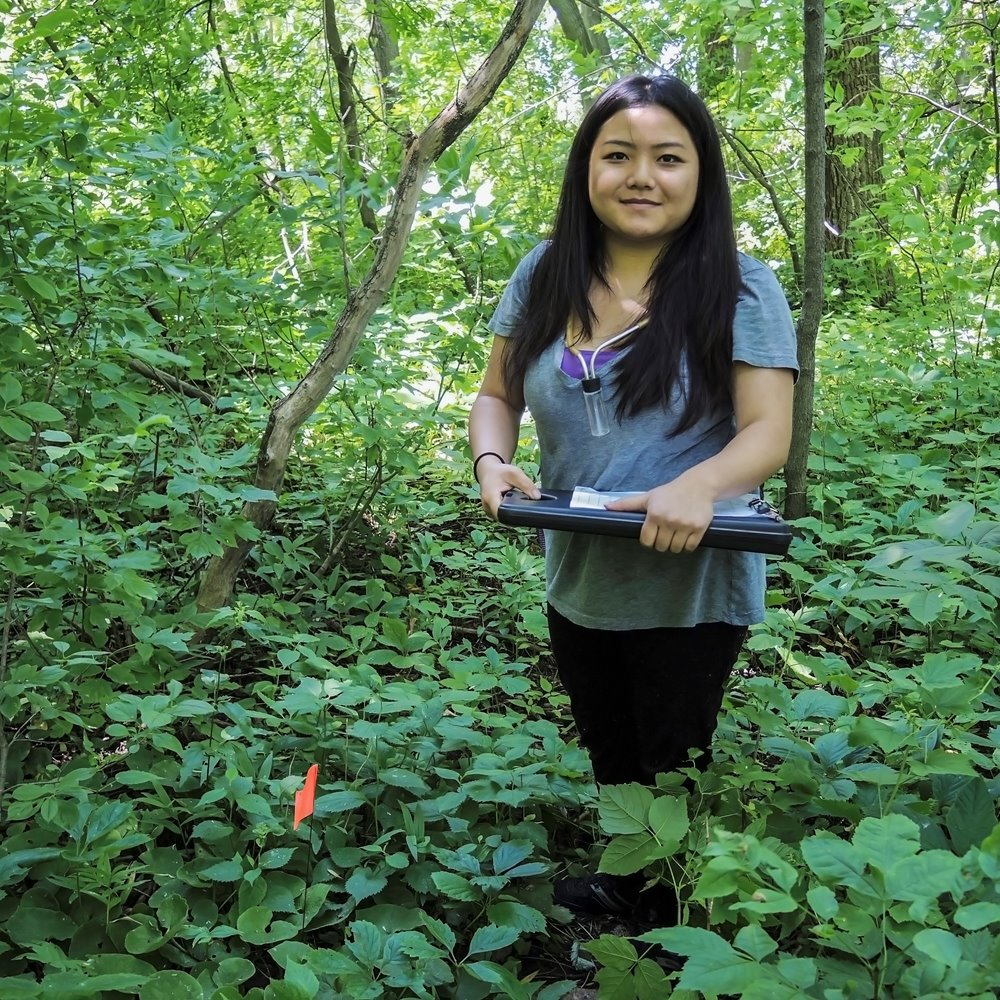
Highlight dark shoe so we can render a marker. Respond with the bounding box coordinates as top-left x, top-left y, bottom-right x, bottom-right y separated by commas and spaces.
553, 872, 643, 916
